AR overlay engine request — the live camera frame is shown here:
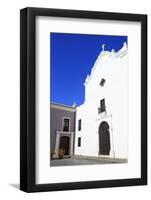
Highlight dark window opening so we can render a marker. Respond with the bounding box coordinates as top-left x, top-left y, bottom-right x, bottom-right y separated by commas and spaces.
100, 99, 106, 113
78, 119, 81, 131
98, 107, 101, 114
63, 118, 70, 132
78, 137, 81, 147
100, 78, 106, 86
